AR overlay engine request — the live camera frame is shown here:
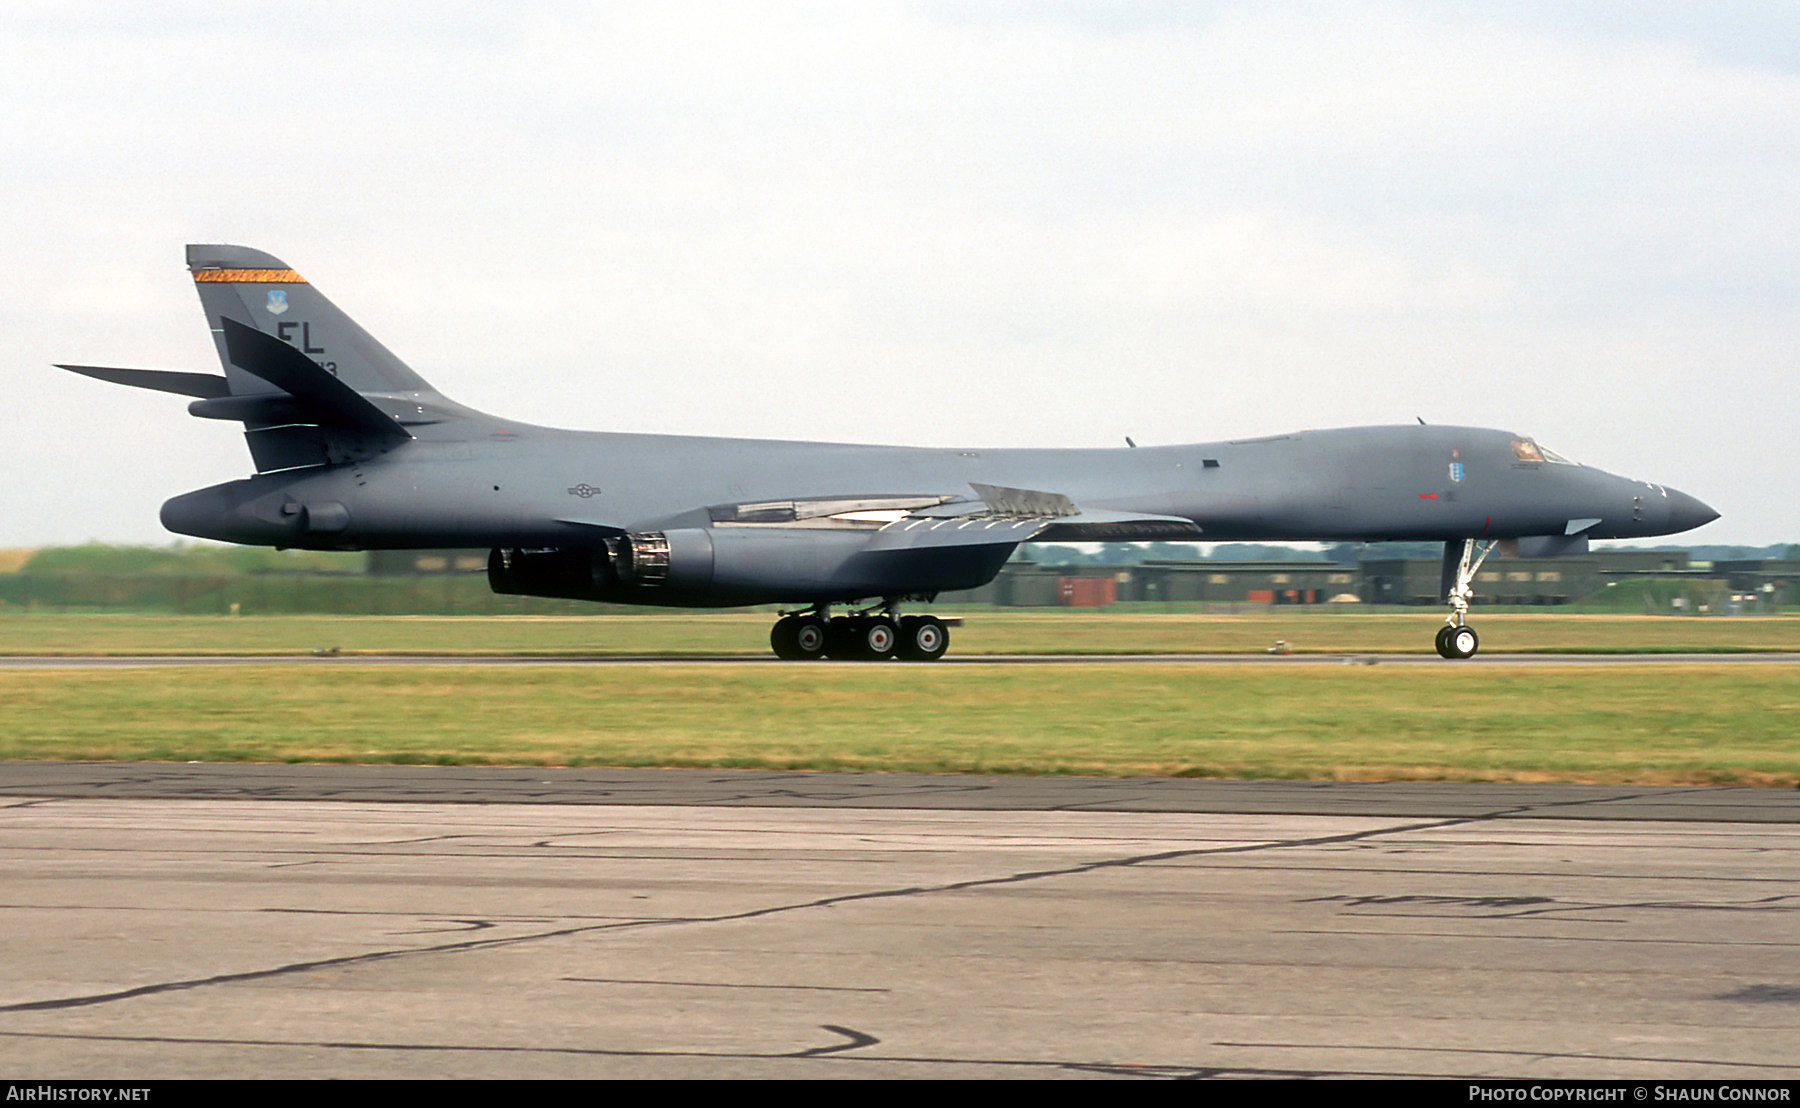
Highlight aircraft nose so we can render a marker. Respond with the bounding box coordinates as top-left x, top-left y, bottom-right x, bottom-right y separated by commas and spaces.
1664, 487, 1719, 534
